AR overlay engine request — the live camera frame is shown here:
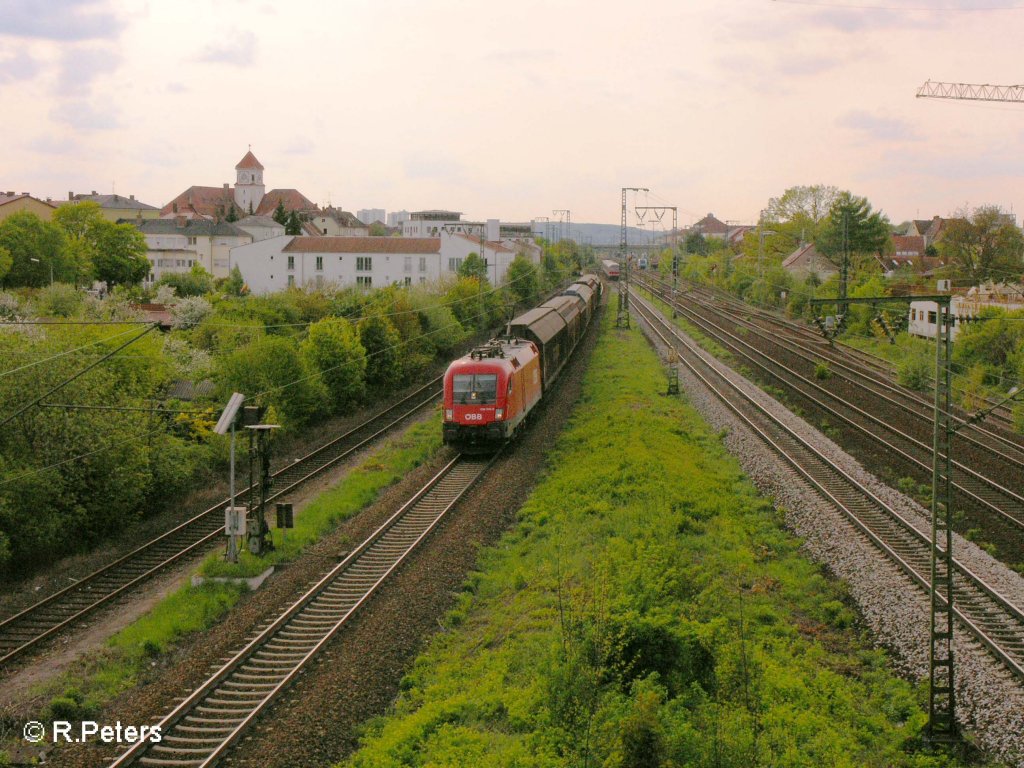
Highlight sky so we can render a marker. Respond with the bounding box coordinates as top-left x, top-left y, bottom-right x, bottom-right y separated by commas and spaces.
2, 0, 1024, 232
